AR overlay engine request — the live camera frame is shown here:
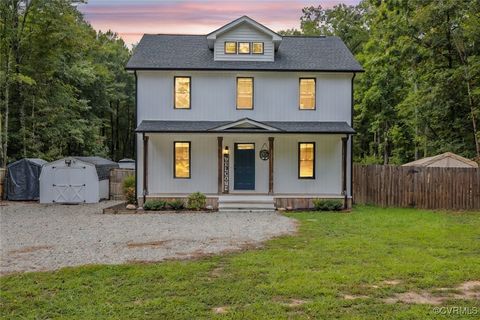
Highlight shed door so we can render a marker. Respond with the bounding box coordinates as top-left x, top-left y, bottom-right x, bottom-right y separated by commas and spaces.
52, 167, 86, 203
